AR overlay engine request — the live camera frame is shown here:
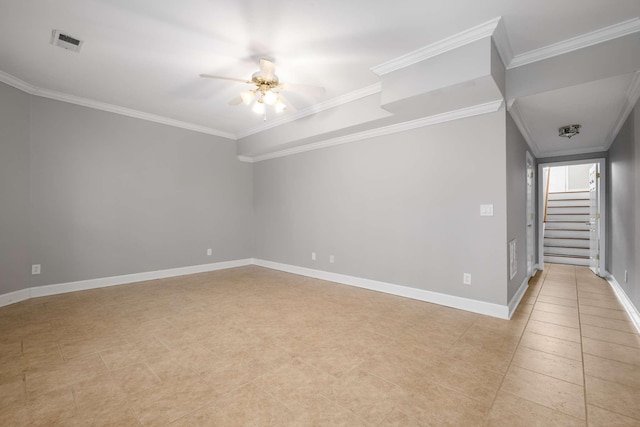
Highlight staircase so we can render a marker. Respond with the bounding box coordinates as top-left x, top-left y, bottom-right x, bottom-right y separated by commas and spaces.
543, 191, 590, 266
